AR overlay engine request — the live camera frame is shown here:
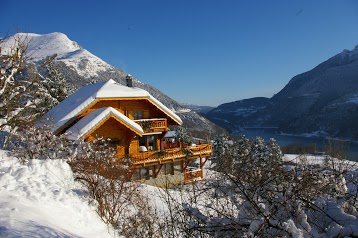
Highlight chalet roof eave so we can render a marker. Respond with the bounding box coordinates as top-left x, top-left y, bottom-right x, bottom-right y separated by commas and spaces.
66, 107, 144, 141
